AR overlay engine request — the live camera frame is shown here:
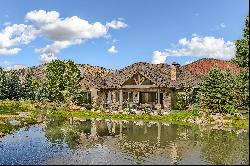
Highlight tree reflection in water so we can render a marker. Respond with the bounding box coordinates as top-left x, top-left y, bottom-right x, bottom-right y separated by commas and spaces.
43, 115, 249, 165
